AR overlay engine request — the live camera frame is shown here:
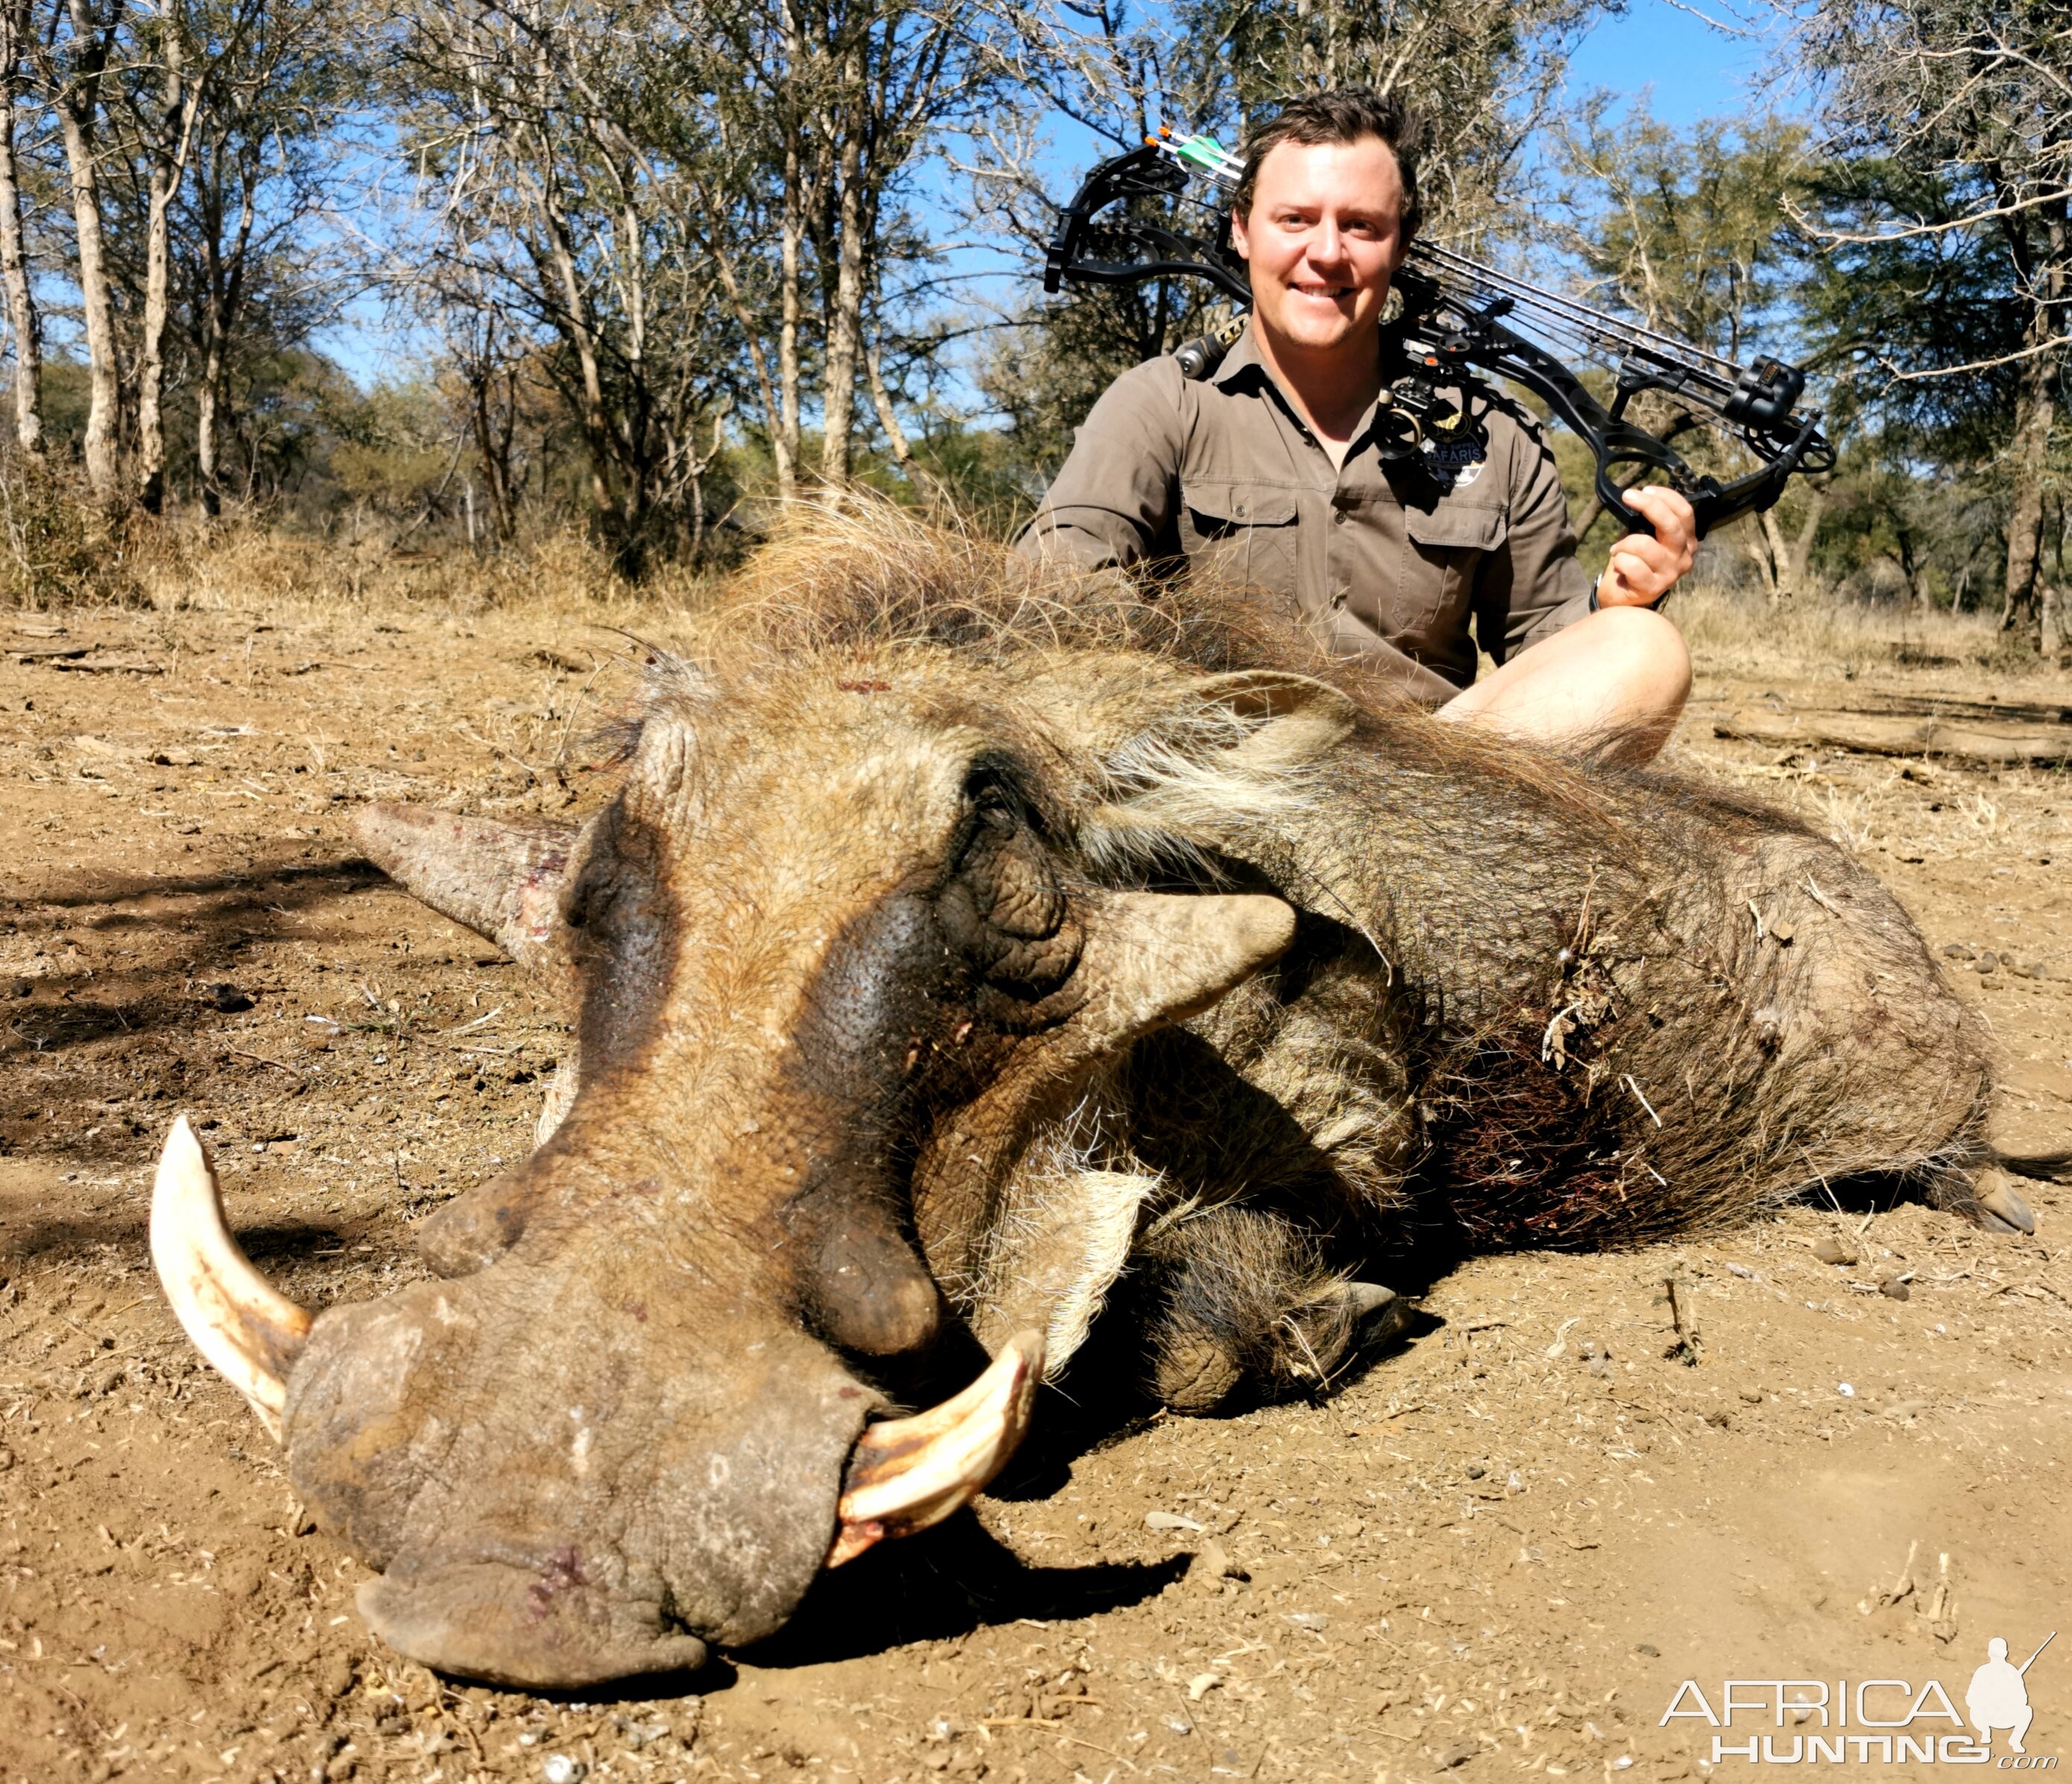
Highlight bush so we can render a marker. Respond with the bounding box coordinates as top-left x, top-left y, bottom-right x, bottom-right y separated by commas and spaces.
0, 449, 144, 608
